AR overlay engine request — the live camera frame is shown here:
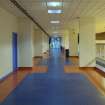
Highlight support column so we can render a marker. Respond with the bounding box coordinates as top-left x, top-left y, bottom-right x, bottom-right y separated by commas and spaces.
79, 18, 96, 67
63, 30, 69, 49
32, 29, 43, 57
42, 33, 49, 53
69, 29, 78, 56
18, 18, 33, 67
